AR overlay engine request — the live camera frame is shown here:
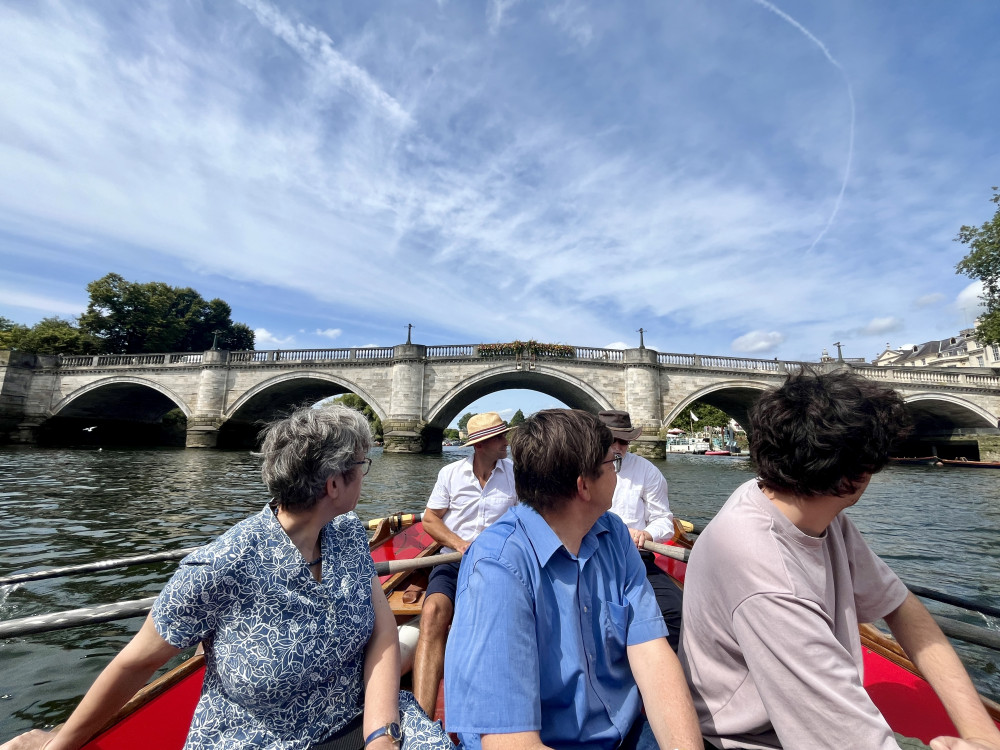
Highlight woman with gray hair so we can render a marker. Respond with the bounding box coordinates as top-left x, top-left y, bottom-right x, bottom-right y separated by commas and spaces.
4, 405, 450, 750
